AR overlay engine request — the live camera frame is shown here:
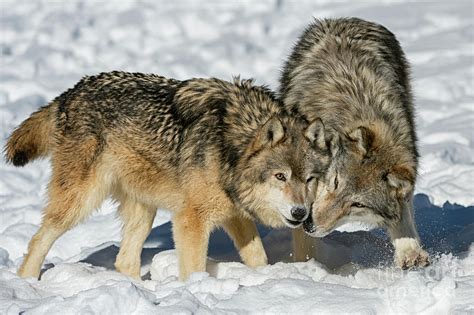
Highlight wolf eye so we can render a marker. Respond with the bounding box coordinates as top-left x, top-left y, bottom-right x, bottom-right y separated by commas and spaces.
306, 176, 315, 183
275, 173, 287, 181
351, 202, 366, 208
